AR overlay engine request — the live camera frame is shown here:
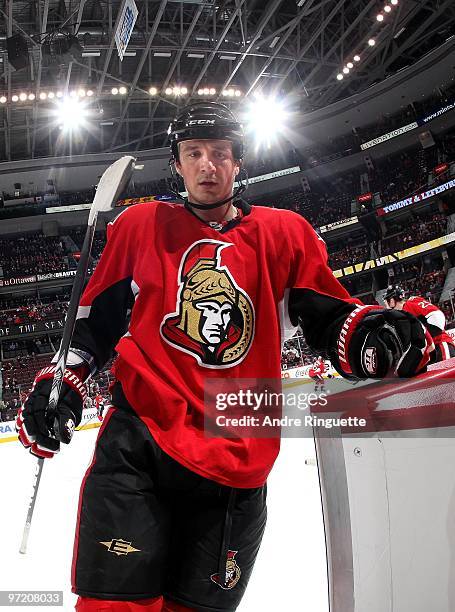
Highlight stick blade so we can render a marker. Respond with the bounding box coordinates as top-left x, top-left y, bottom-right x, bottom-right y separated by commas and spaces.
91, 155, 136, 216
